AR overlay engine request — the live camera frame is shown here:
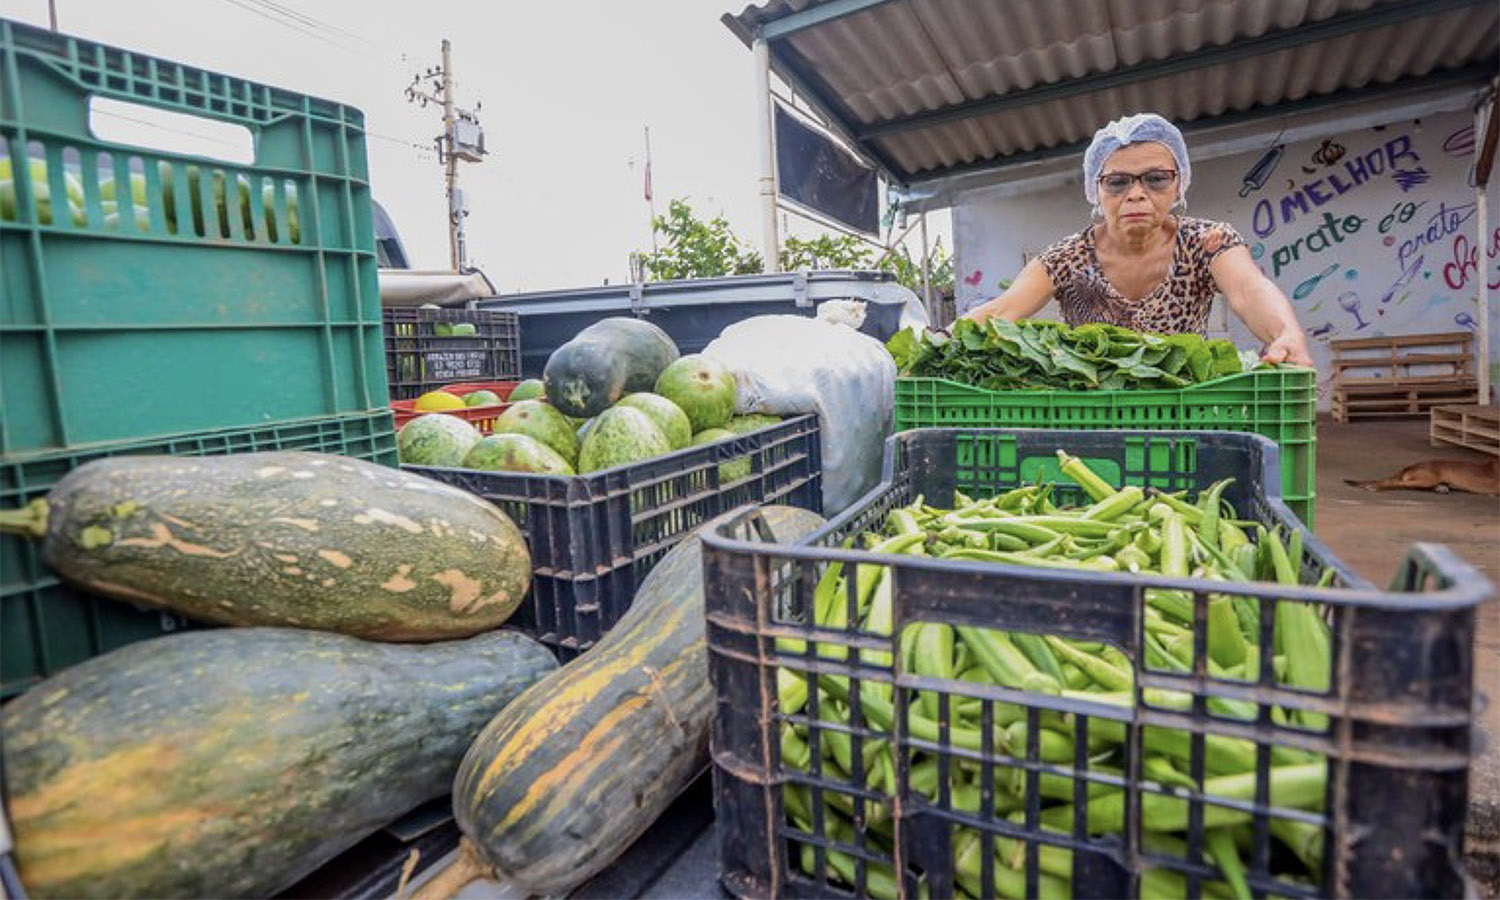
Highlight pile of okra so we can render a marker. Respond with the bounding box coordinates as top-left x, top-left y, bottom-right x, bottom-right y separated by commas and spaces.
777, 451, 1334, 899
